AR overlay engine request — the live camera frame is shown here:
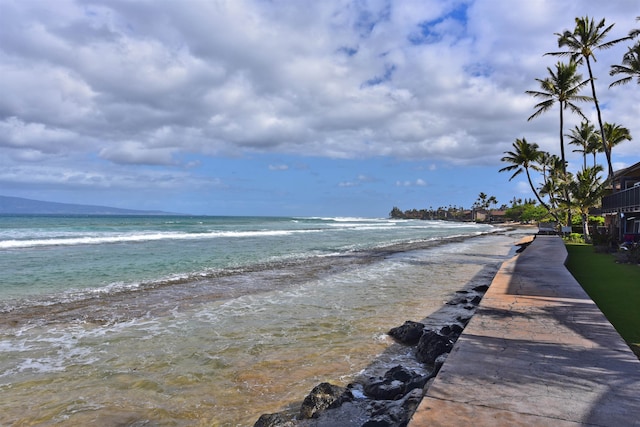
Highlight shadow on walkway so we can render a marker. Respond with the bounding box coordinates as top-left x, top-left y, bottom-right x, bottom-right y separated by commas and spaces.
410, 236, 640, 426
